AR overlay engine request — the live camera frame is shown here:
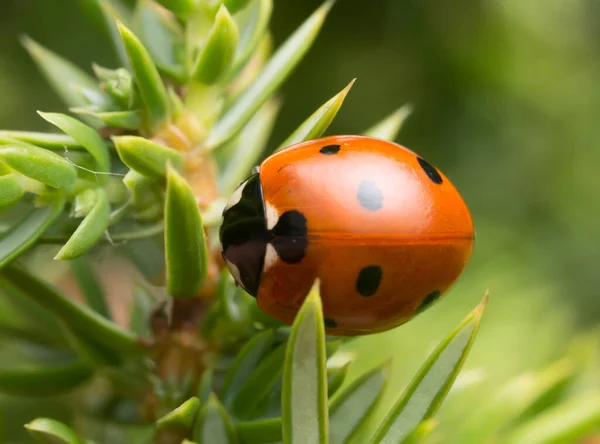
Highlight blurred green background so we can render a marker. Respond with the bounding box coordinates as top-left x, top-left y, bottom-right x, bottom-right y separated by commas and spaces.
1, 0, 599, 441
